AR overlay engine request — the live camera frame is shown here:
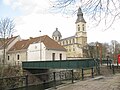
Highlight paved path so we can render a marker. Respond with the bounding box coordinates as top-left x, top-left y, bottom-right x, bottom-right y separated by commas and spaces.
56, 74, 120, 90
